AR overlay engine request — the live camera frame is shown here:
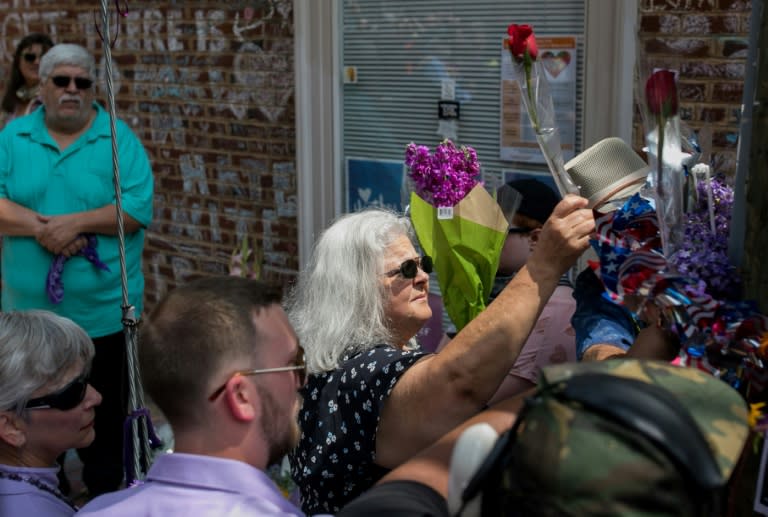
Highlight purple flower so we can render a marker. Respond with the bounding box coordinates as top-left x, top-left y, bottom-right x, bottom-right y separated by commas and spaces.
670, 176, 740, 299
404, 139, 481, 207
